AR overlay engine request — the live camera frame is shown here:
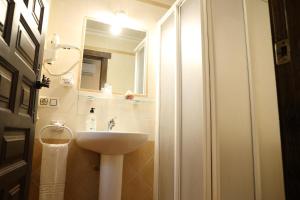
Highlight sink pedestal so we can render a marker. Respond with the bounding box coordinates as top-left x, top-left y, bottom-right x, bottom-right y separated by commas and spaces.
76, 131, 148, 200
99, 155, 124, 200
